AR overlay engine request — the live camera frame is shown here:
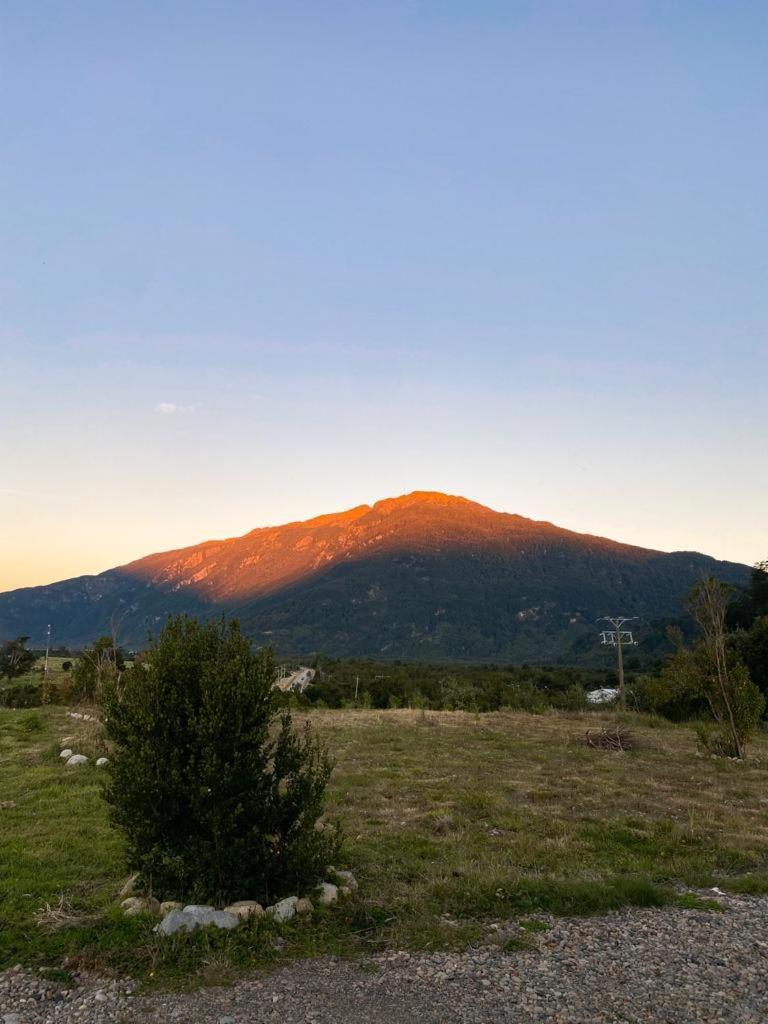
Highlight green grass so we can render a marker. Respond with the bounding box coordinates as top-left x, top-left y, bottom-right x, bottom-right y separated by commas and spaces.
2, 705, 768, 988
